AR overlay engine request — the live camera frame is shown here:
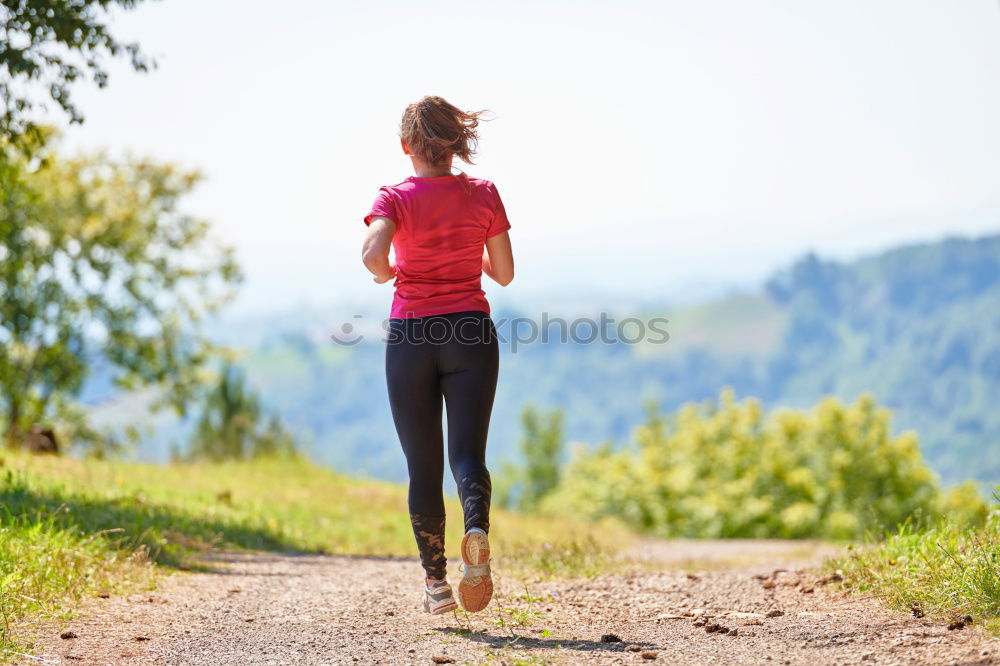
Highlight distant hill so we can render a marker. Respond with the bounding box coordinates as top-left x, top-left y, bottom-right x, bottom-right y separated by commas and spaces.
762, 234, 1000, 483
89, 232, 1000, 486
